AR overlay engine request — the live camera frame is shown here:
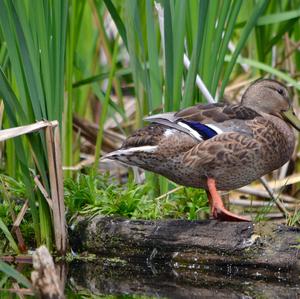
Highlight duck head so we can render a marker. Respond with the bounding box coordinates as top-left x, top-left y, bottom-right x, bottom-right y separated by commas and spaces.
241, 78, 300, 130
